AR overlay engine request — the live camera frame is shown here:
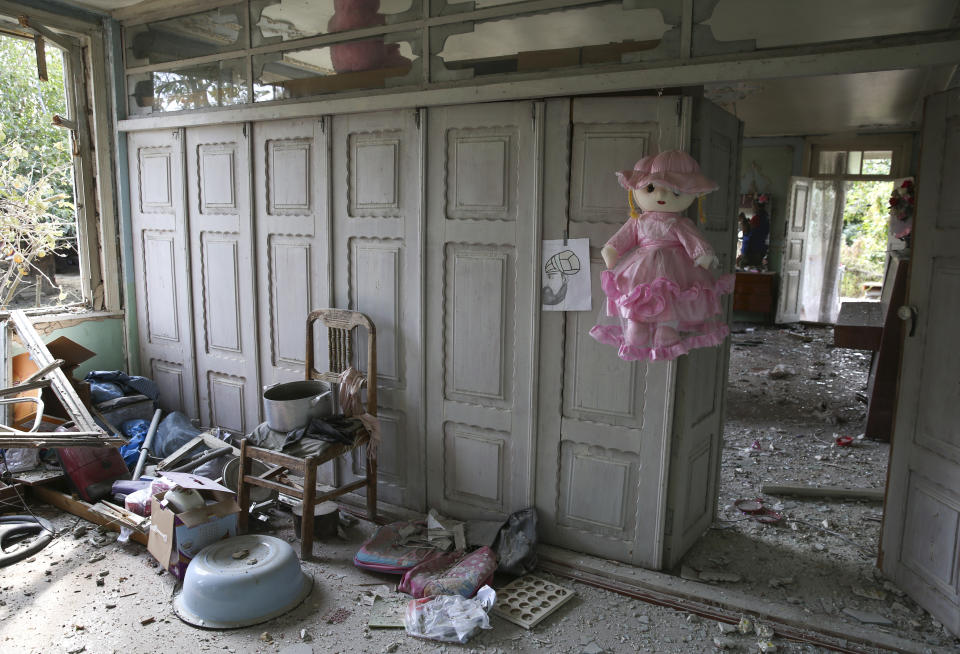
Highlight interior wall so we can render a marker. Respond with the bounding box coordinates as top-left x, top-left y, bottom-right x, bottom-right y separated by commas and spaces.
9, 315, 127, 378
